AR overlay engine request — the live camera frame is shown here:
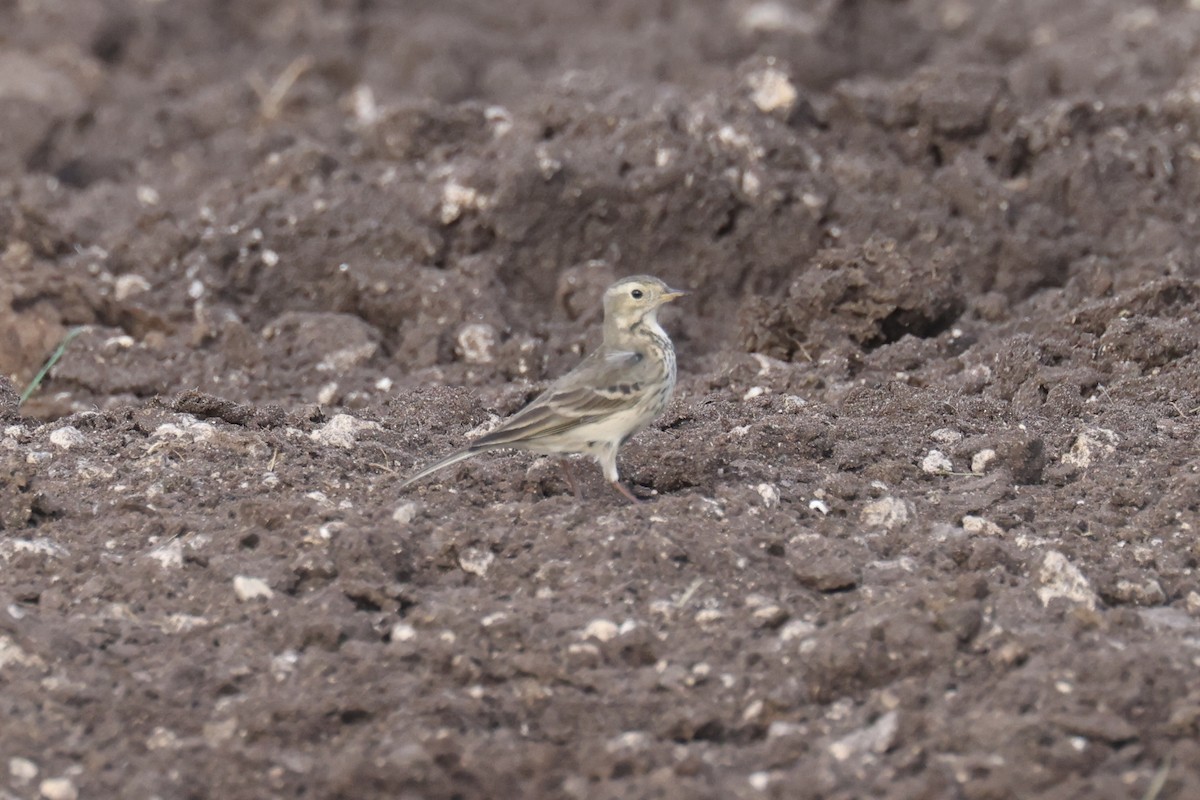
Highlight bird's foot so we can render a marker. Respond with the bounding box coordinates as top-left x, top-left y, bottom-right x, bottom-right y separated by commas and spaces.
611, 480, 643, 504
